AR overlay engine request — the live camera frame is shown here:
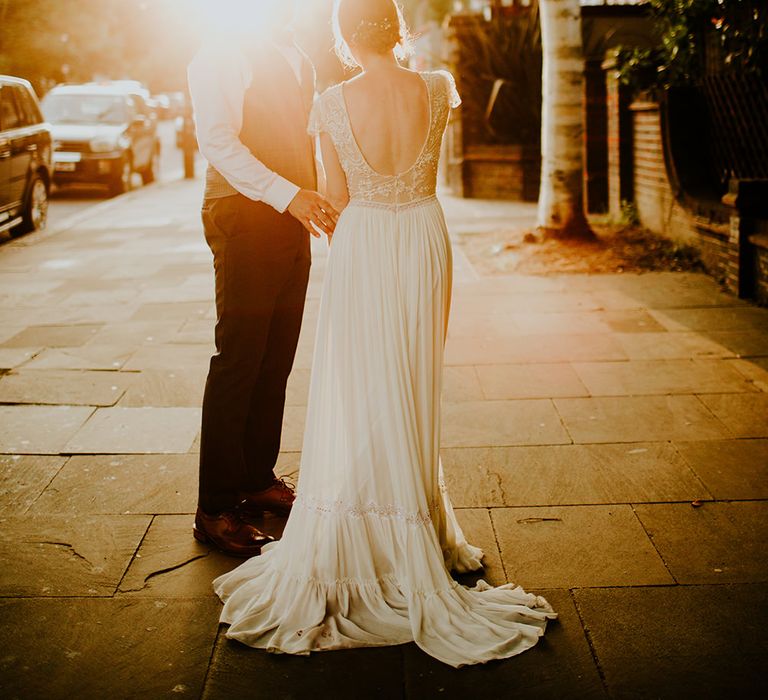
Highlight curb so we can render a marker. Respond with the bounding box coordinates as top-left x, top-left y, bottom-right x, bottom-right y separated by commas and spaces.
8, 167, 195, 248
